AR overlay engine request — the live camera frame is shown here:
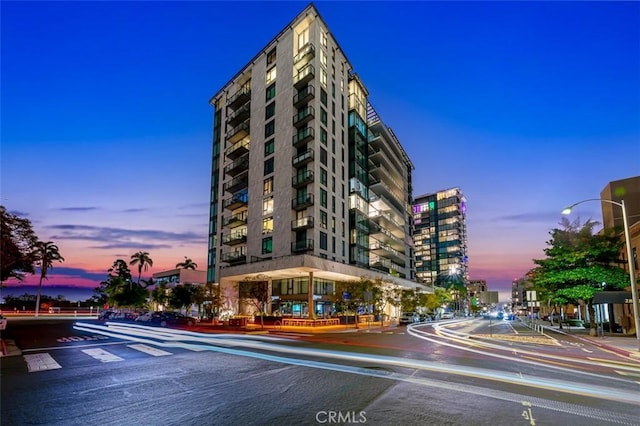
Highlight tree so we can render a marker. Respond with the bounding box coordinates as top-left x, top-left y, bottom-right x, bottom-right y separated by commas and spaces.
150, 280, 169, 309
130, 251, 153, 286
531, 217, 629, 333
168, 284, 200, 313
239, 281, 269, 327
176, 257, 198, 270
1, 206, 38, 284
32, 241, 65, 317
